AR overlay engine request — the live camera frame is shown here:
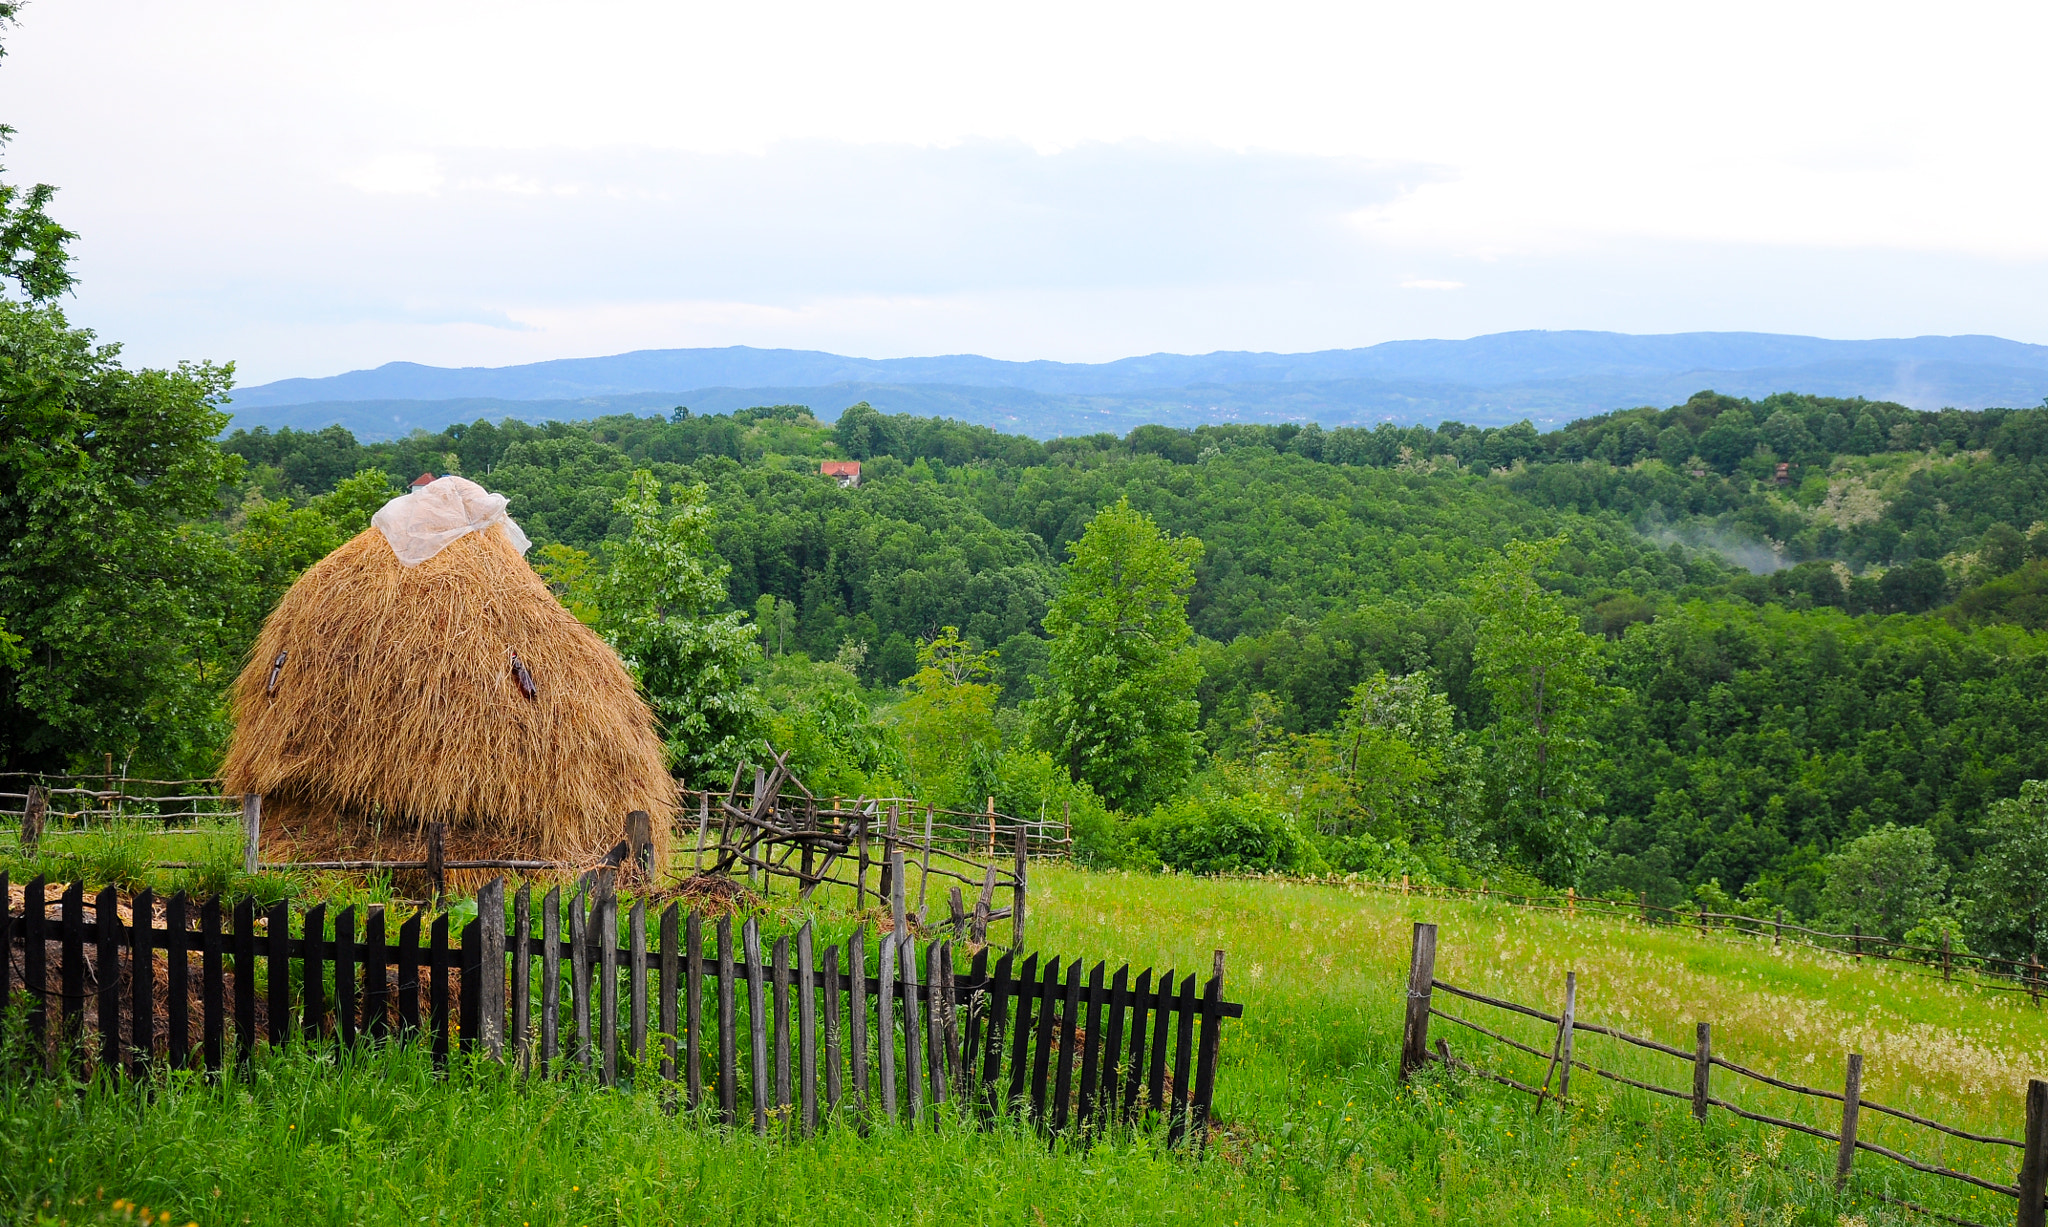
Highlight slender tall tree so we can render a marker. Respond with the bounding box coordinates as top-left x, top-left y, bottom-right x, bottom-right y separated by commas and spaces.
1031, 497, 1203, 812
1469, 537, 1610, 882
